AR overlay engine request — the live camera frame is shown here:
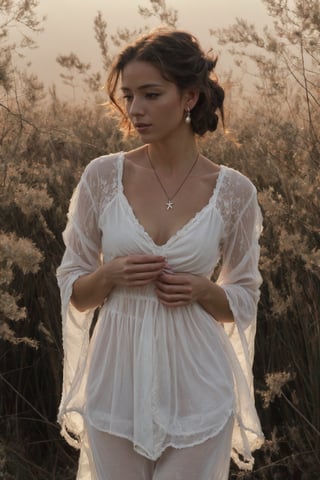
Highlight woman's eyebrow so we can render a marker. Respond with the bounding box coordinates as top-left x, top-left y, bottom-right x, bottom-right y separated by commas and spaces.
120, 83, 163, 92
